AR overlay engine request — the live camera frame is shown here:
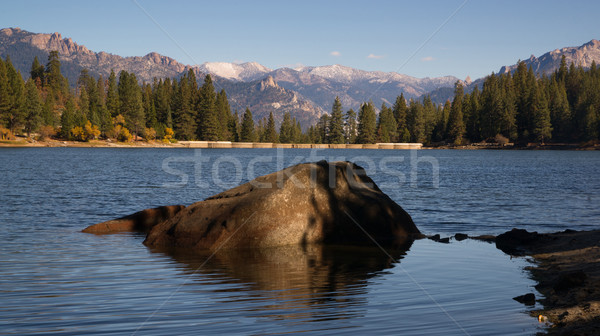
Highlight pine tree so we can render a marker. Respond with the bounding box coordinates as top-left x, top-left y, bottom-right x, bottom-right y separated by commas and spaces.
4, 58, 26, 134
0, 58, 10, 130
215, 89, 233, 140
60, 97, 77, 139
106, 70, 119, 117
45, 51, 68, 101
240, 107, 255, 142
292, 118, 302, 143
265, 111, 278, 142
117, 71, 145, 139
356, 101, 377, 144
41, 94, 56, 127
548, 78, 571, 141
406, 99, 425, 143
96, 76, 111, 135
343, 108, 357, 144
279, 111, 294, 143
376, 103, 397, 143
393, 93, 407, 130
582, 105, 598, 141
23, 79, 42, 137
172, 74, 196, 140
30, 56, 44, 84
328, 96, 345, 144
531, 82, 553, 143
197, 74, 220, 140
447, 81, 466, 144
422, 95, 436, 144
432, 100, 450, 142
316, 114, 329, 143
465, 86, 481, 142
229, 110, 240, 142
